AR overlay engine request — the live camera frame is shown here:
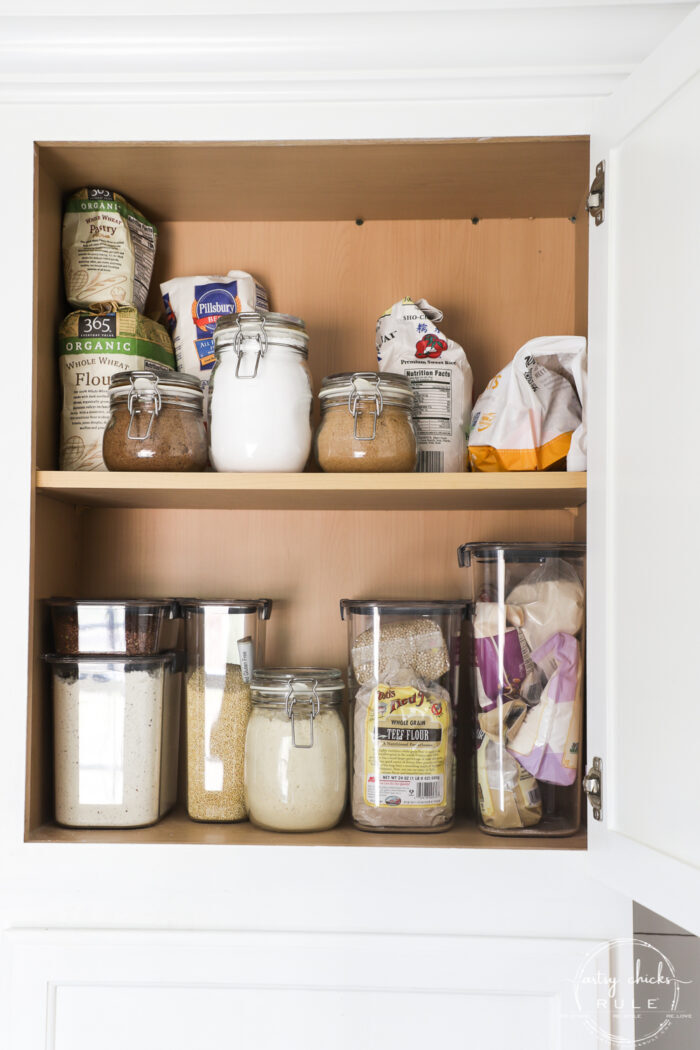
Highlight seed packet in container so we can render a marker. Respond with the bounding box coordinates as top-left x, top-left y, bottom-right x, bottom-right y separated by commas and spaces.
376, 298, 473, 472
